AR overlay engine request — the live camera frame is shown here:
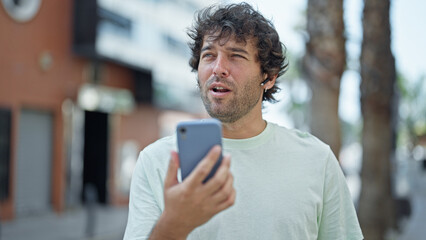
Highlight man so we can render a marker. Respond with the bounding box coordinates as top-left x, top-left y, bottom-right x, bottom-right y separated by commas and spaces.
124, 3, 363, 240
